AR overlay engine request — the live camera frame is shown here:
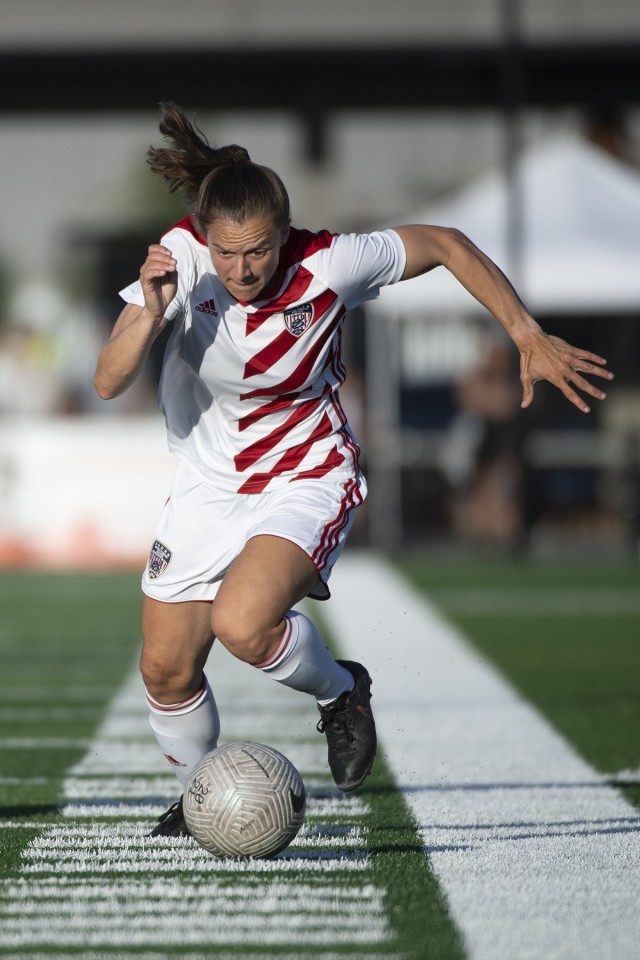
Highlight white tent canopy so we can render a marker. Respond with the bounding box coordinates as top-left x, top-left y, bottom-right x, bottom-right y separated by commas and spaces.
373, 134, 640, 317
